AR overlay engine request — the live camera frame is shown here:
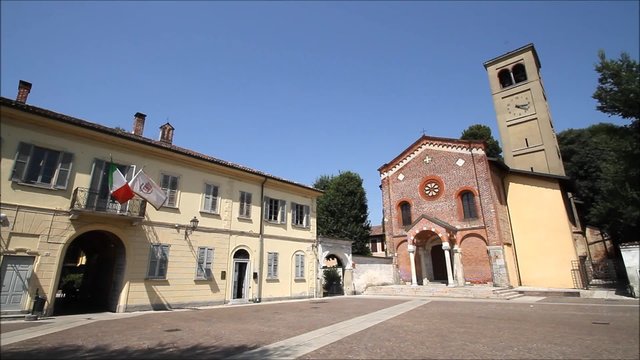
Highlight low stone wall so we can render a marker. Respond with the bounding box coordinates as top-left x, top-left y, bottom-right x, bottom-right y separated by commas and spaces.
352, 263, 395, 294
